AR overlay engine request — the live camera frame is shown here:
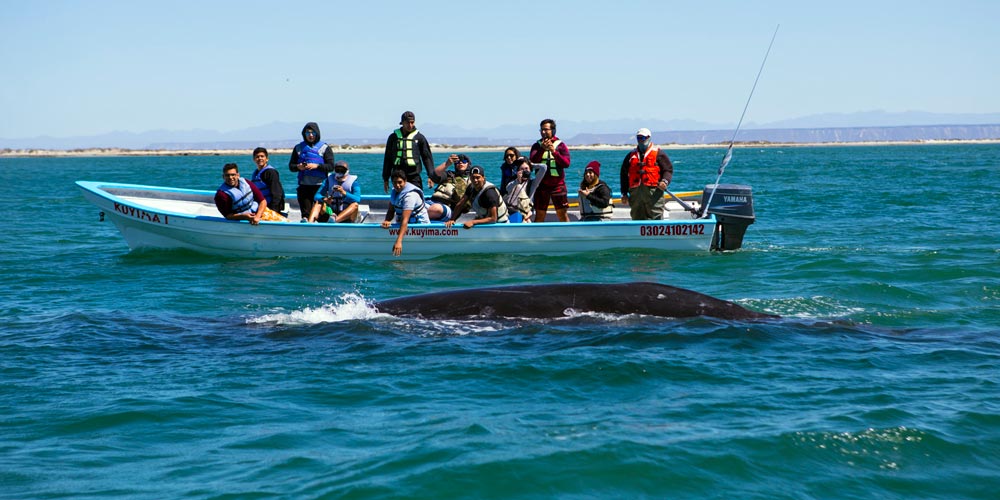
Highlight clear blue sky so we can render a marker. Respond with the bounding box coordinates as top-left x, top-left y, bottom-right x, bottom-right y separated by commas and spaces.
2, 0, 997, 138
